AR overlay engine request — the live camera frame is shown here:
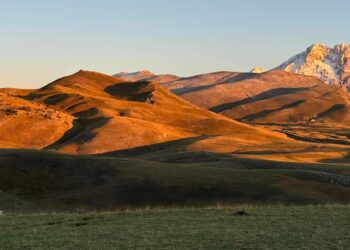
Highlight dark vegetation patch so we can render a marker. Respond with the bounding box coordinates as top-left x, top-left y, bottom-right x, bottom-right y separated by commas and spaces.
47, 221, 64, 226
232, 210, 249, 216
74, 222, 88, 227
81, 216, 94, 221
